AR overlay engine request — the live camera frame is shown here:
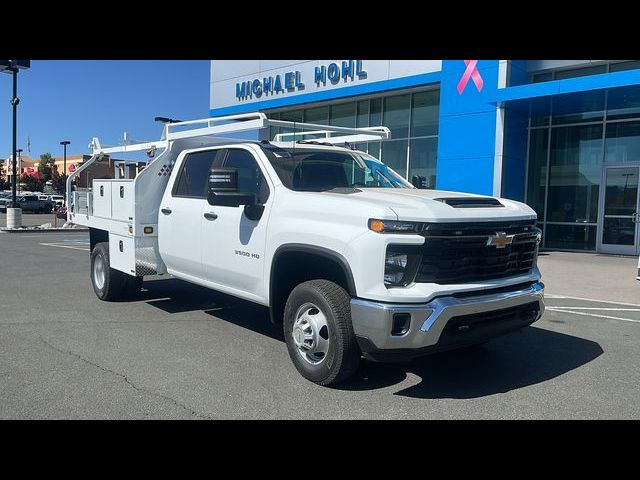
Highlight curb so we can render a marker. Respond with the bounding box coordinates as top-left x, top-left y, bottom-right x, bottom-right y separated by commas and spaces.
0, 228, 89, 234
